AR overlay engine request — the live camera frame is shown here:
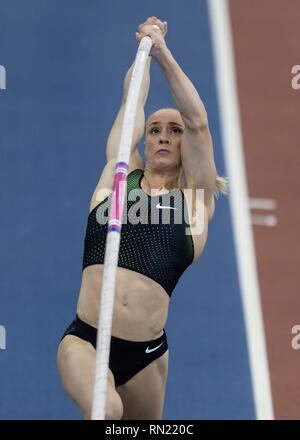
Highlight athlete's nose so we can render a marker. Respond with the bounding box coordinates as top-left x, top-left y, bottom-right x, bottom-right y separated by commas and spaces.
157, 126, 170, 145
158, 137, 170, 145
